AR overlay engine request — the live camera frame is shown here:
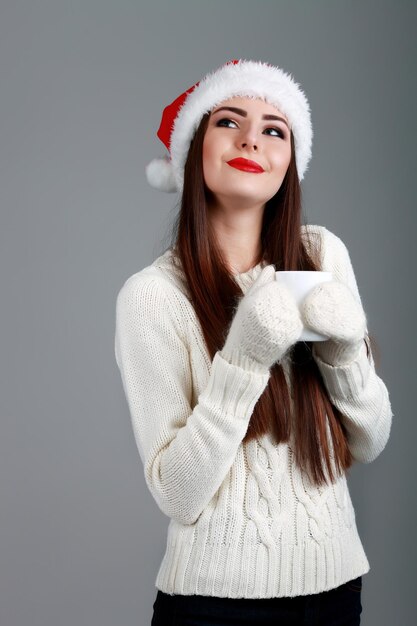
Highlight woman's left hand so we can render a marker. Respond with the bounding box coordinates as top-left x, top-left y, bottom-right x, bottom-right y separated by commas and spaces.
299, 280, 367, 366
